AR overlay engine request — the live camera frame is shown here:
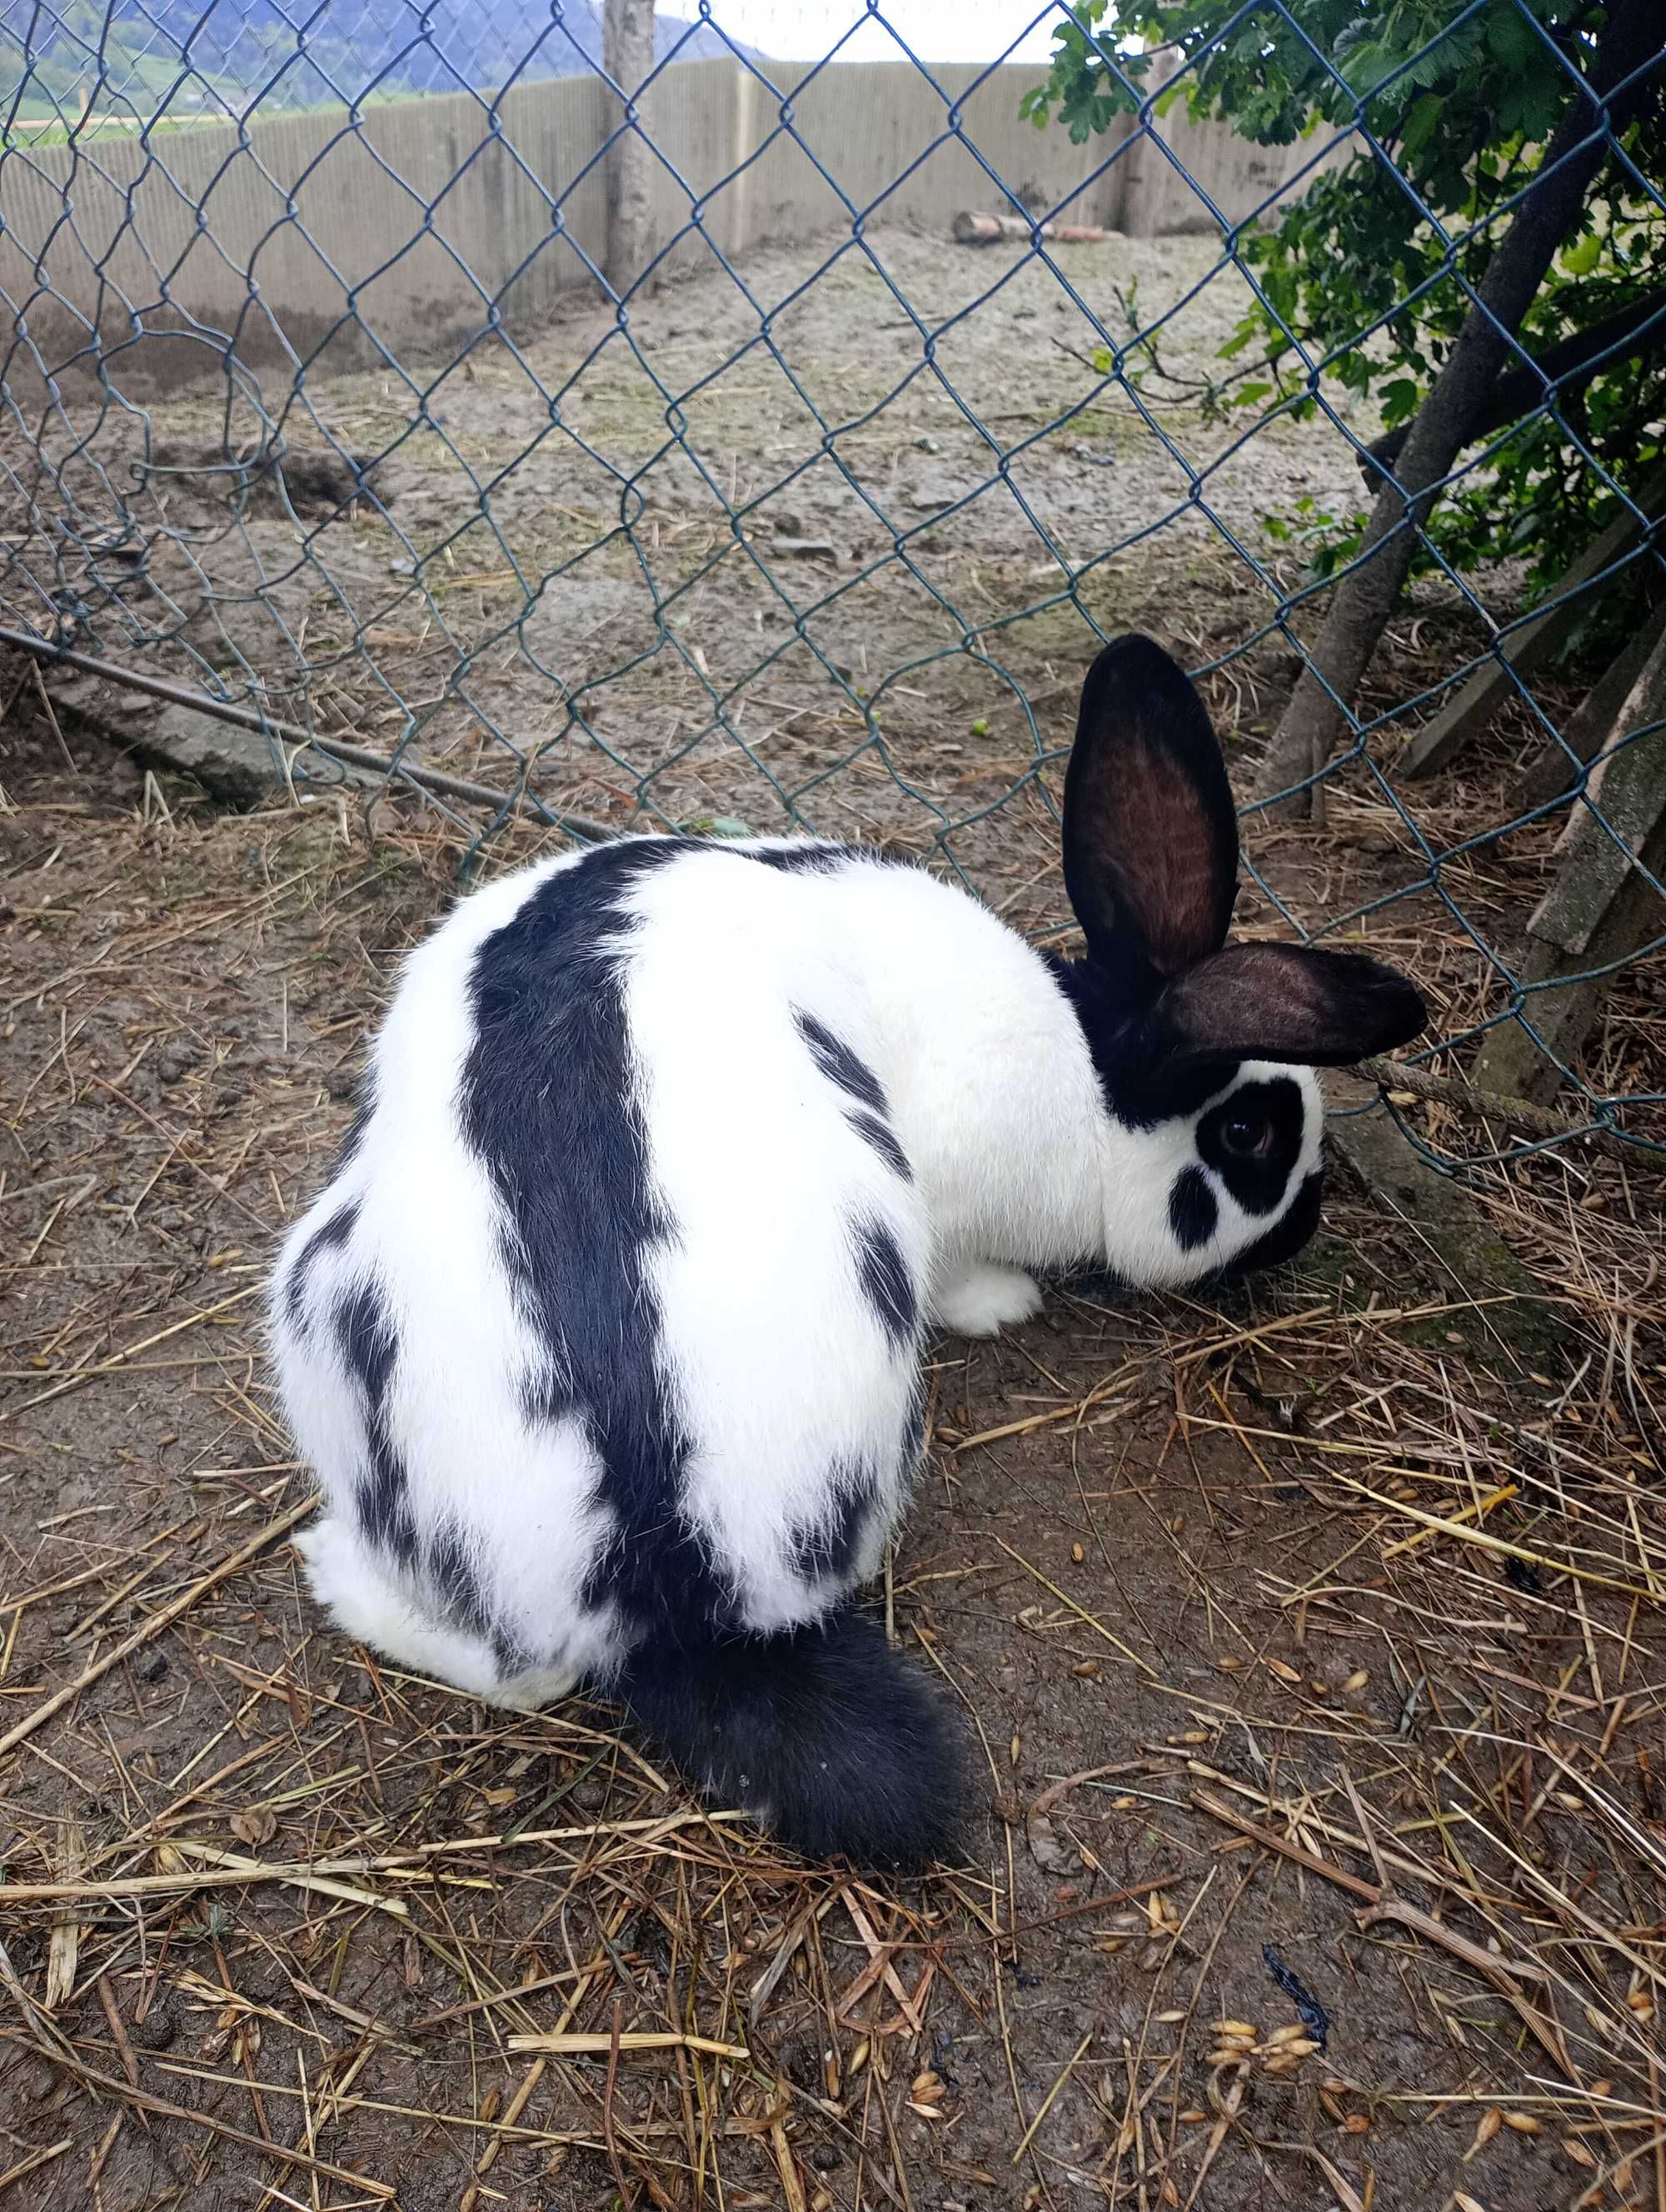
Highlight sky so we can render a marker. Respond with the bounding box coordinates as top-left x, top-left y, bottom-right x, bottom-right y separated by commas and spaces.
695, 1, 1070, 65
